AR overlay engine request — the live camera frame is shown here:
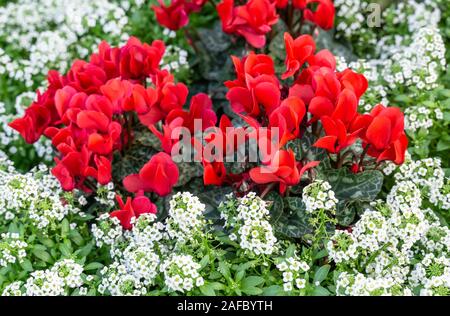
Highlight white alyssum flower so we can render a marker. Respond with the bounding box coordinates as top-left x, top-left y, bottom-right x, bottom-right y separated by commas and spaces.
219, 192, 277, 256
404, 106, 434, 132
160, 254, 204, 293
0, 164, 80, 230
276, 251, 310, 292
0, 0, 131, 88
91, 213, 124, 248
51, 259, 84, 288
0, 232, 28, 267
380, 26, 446, 92
330, 189, 450, 296
1, 281, 24, 296
165, 192, 207, 243
303, 180, 338, 214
